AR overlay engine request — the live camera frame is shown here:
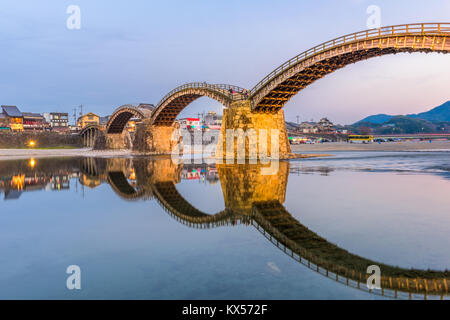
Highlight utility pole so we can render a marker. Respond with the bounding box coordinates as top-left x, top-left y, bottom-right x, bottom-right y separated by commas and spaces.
296, 115, 300, 124
73, 108, 77, 126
